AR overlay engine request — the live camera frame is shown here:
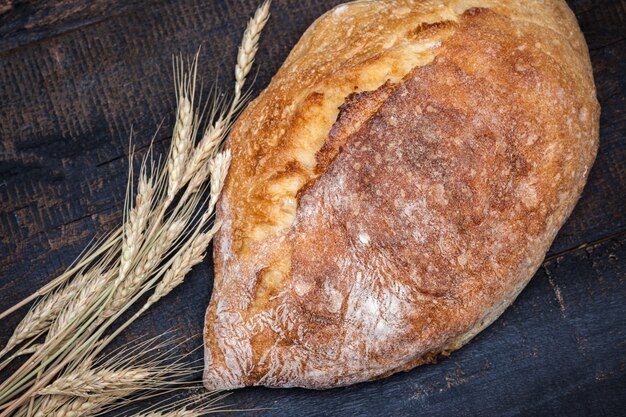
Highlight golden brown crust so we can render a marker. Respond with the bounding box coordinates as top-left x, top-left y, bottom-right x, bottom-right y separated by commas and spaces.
204, 0, 599, 389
